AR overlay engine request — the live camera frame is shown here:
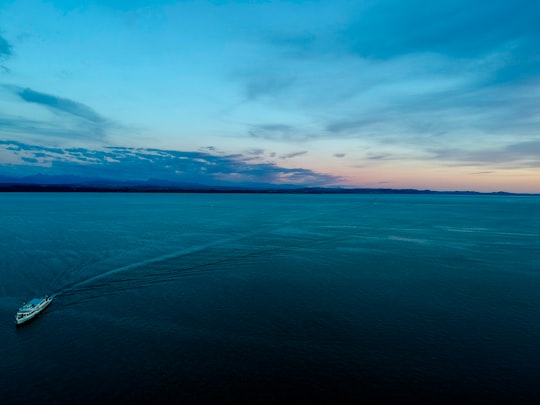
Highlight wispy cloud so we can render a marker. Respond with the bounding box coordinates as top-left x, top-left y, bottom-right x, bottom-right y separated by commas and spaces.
0, 34, 11, 72
326, 117, 387, 135
14, 87, 107, 124
367, 154, 395, 161
0, 116, 95, 139
1, 85, 113, 141
0, 34, 11, 60
330, 0, 540, 76
0, 141, 340, 187
1, 1, 538, 192
245, 148, 265, 156
0, 38, 110, 141
230, 0, 540, 167
279, 150, 307, 159
248, 123, 313, 142
431, 140, 540, 168
243, 74, 296, 101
